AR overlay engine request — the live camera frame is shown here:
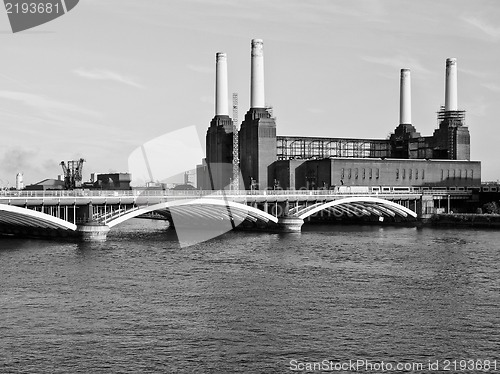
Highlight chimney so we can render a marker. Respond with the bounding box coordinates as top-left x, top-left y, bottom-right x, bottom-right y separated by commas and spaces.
215, 52, 229, 116
399, 69, 411, 125
250, 39, 265, 108
16, 172, 24, 190
445, 58, 458, 111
